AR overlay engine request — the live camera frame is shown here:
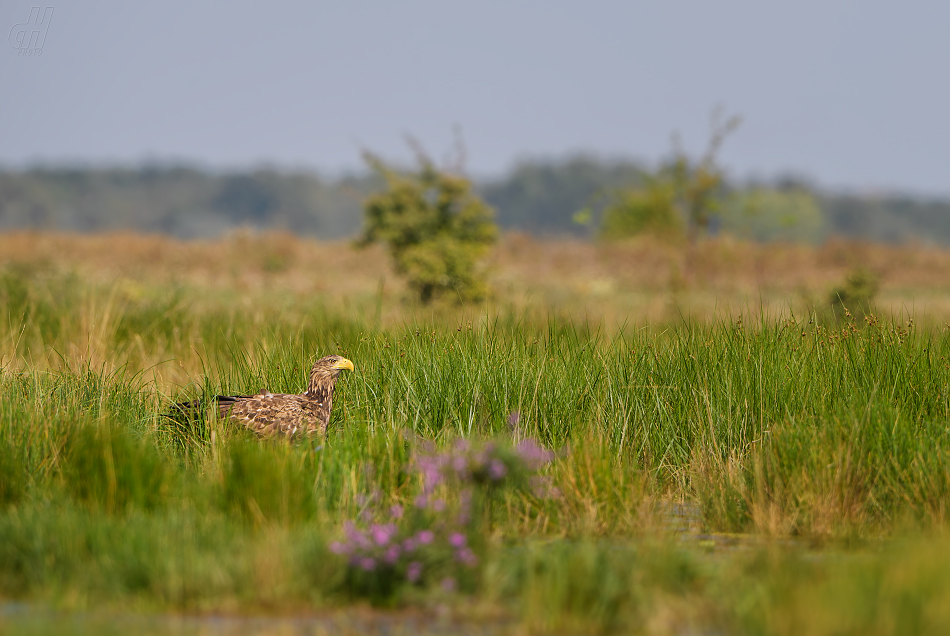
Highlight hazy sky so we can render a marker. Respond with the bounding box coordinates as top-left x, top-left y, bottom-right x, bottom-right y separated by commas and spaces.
2, 1, 949, 194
